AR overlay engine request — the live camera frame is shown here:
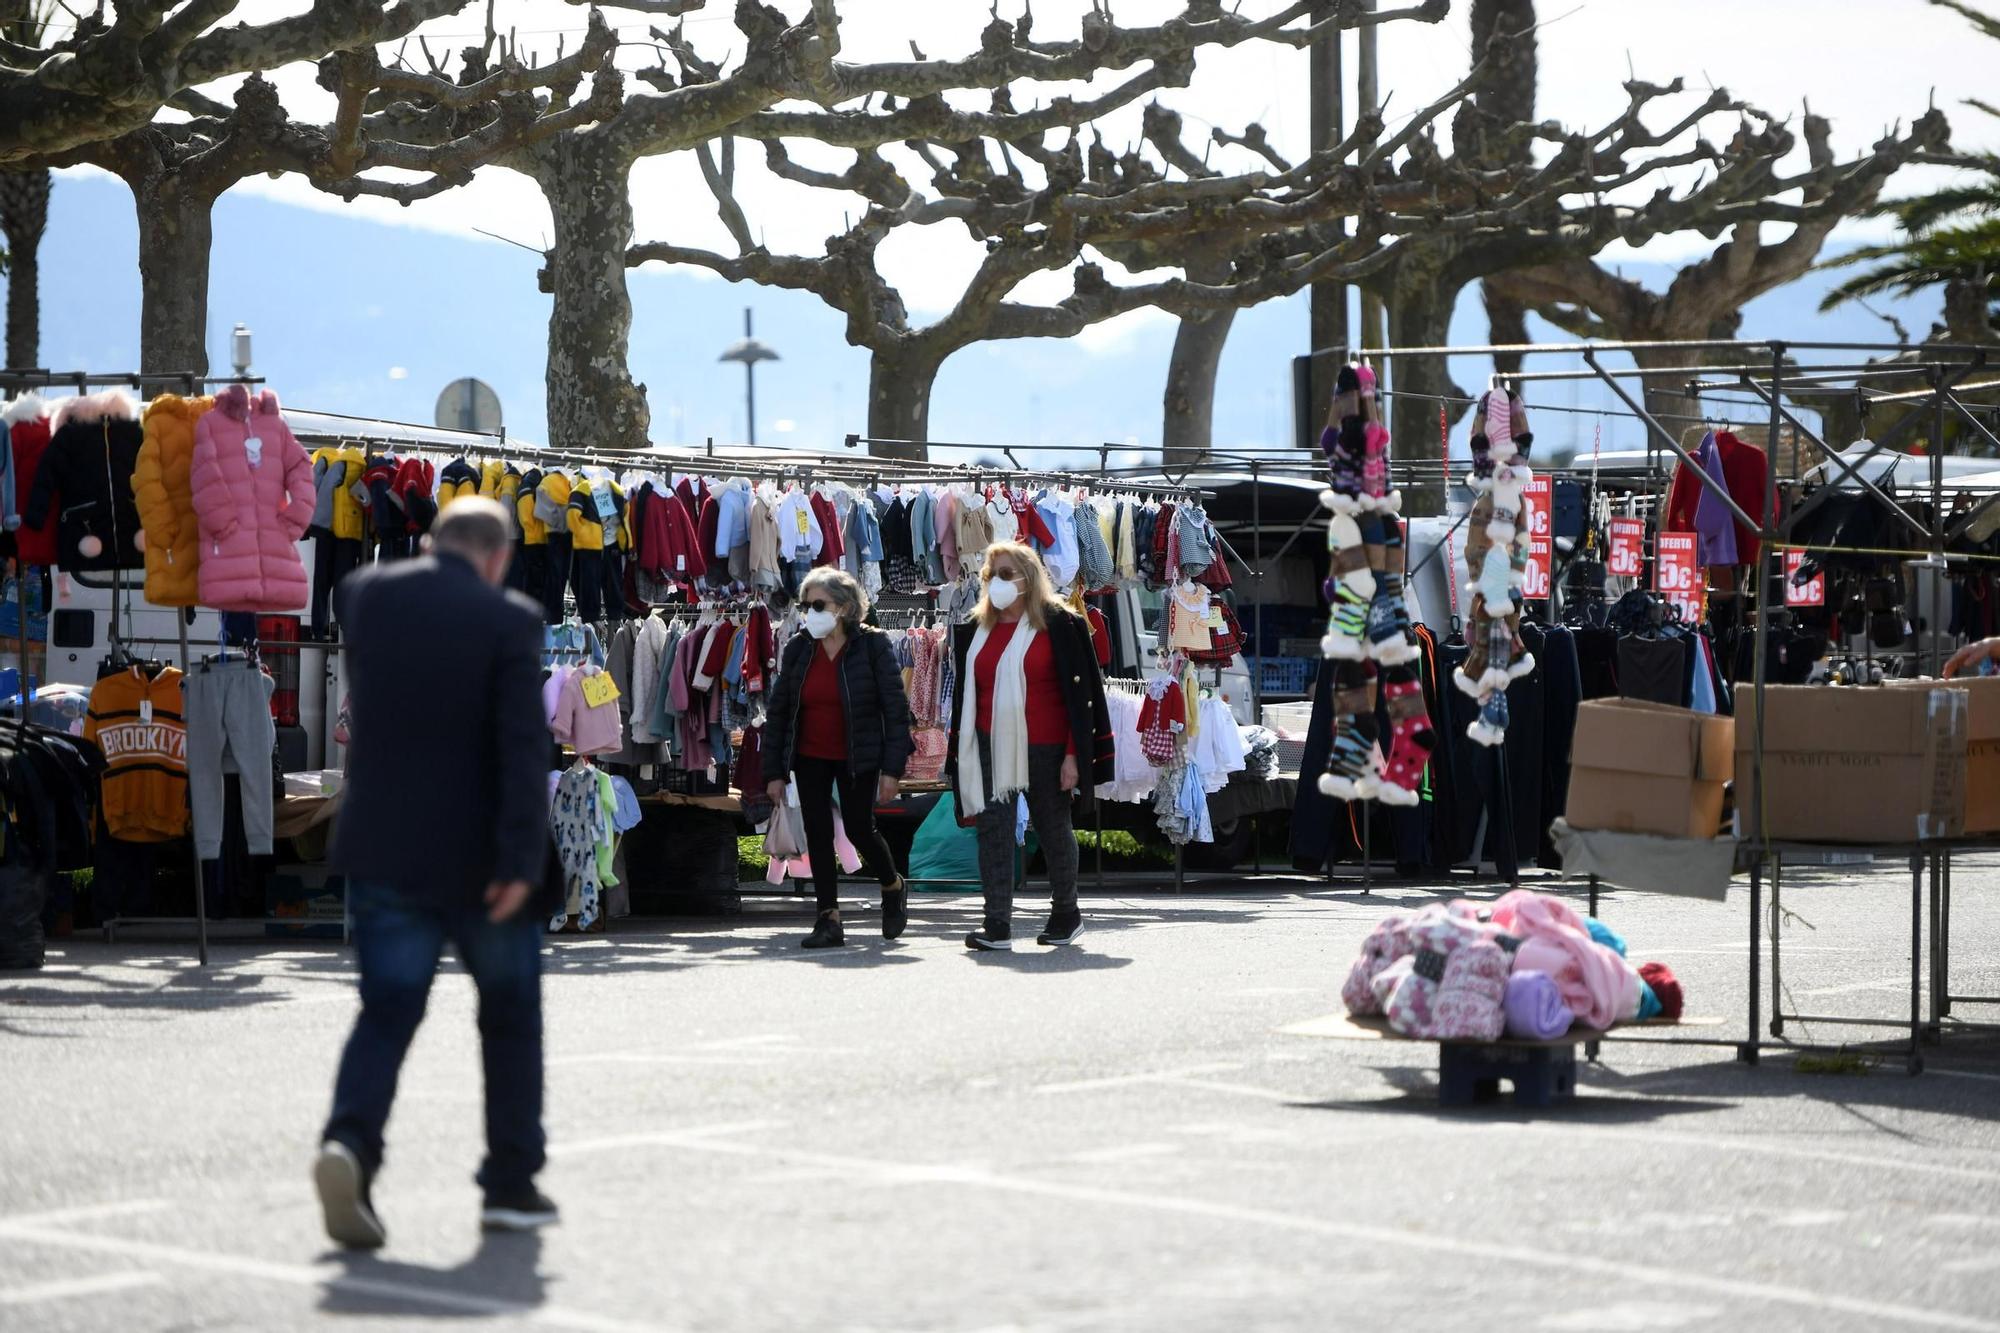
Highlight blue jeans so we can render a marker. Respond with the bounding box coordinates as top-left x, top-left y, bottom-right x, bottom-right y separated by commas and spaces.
323, 881, 546, 1198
